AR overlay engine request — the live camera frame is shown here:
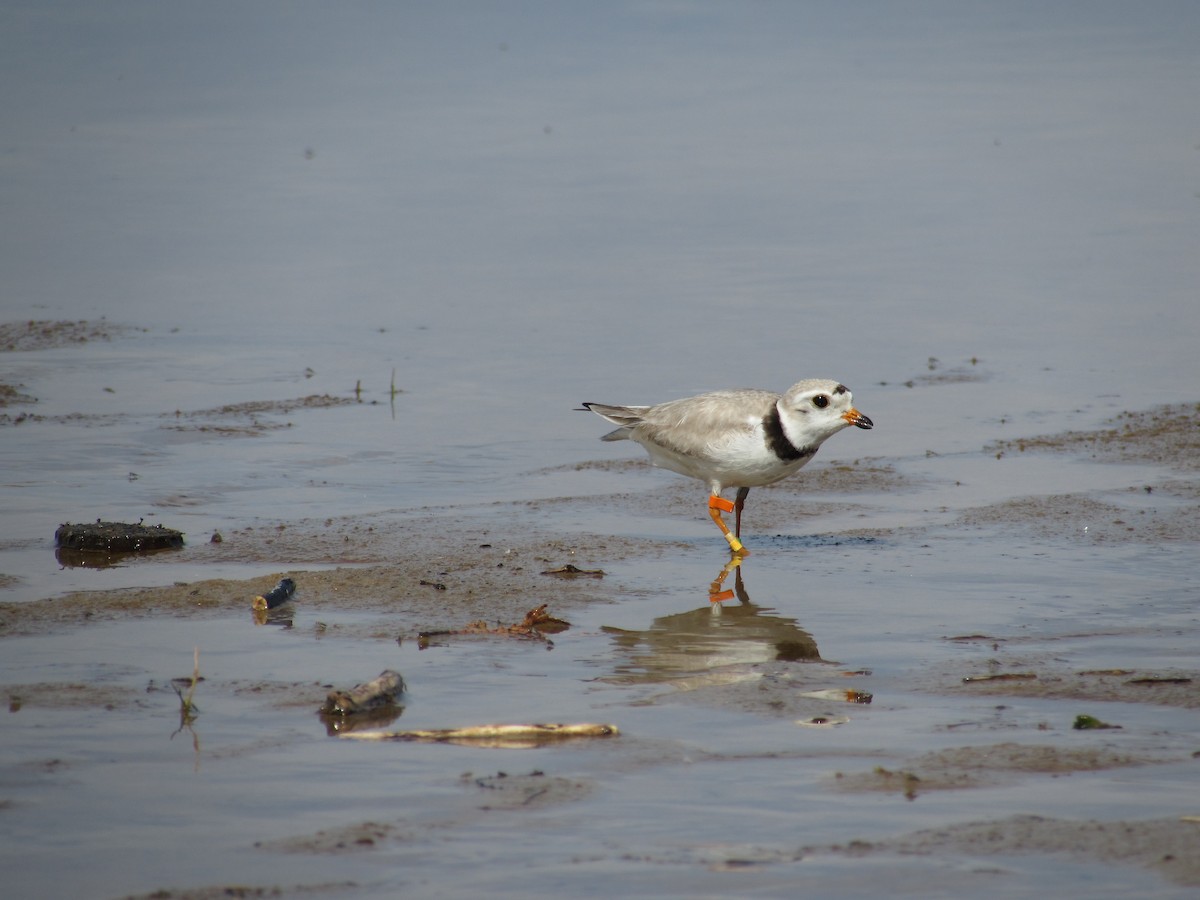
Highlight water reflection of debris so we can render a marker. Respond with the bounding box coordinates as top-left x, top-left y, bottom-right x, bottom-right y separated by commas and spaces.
252, 606, 294, 627
601, 565, 826, 687
54, 544, 181, 569
320, 705, 404, 736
